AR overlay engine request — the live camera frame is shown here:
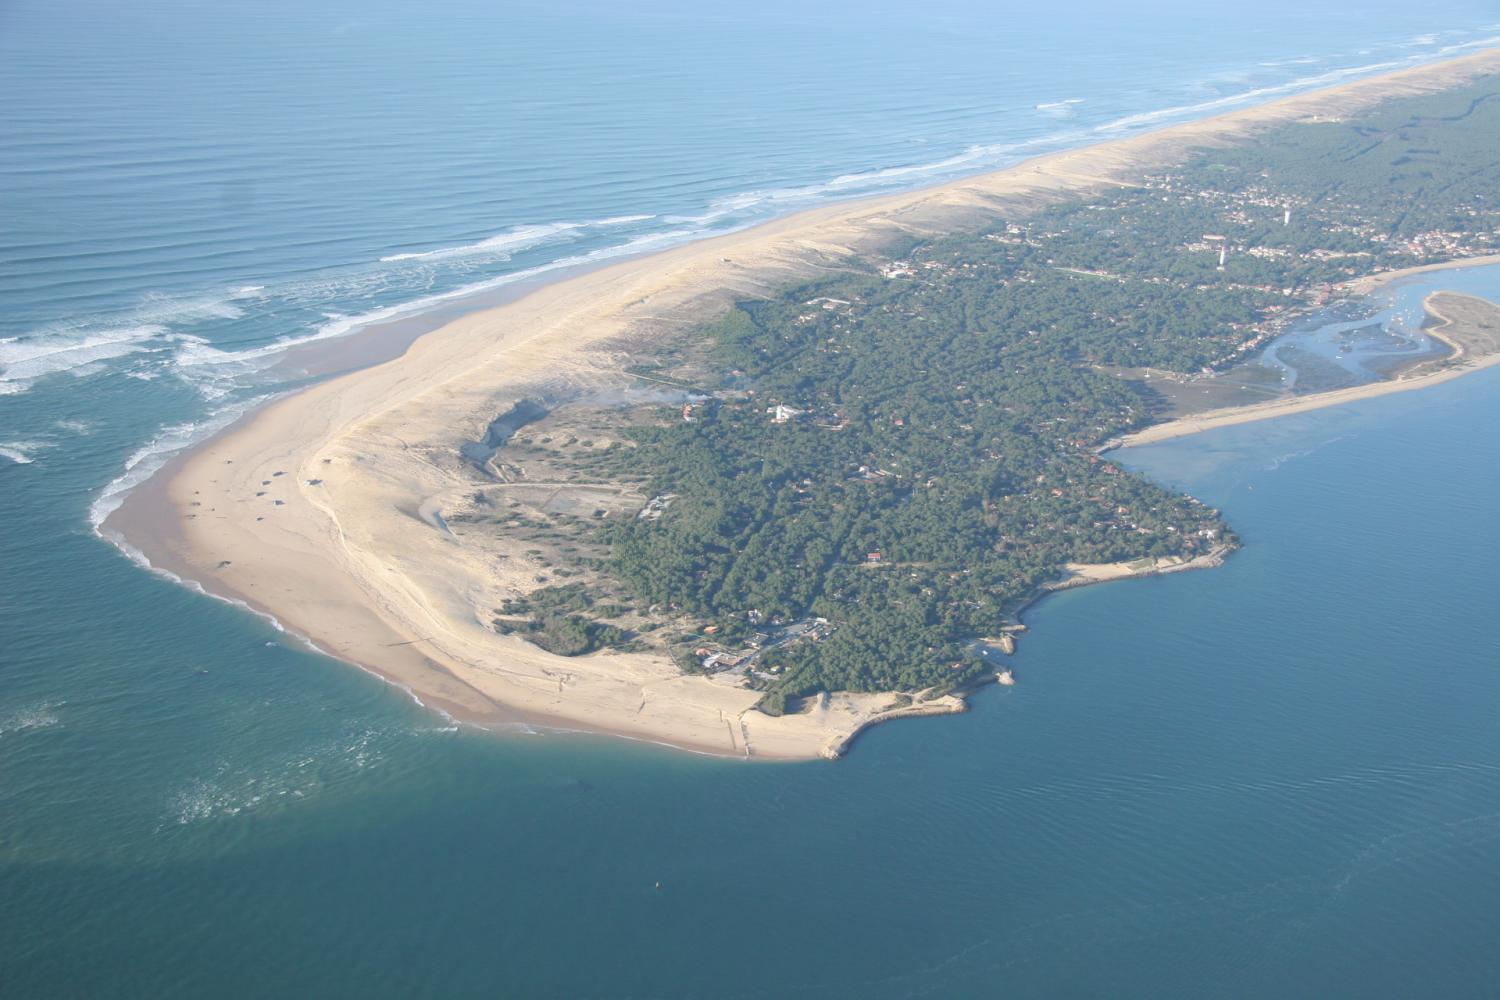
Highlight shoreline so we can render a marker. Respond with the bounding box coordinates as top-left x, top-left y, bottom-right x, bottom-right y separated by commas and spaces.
1344, 252, 1500, 296
106, 49, 1500, 761
1047, 546, 1235, 591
